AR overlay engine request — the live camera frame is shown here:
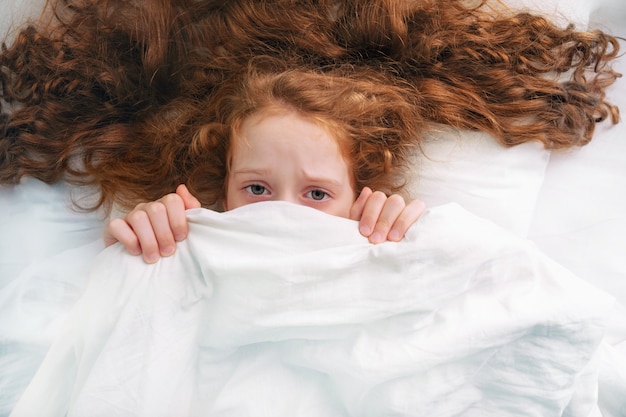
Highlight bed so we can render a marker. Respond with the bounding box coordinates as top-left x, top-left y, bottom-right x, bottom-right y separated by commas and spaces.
1, 0, 625, 416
